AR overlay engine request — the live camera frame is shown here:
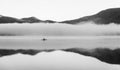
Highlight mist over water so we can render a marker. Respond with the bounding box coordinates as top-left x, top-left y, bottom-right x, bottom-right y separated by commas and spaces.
0, 23, 119, 36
